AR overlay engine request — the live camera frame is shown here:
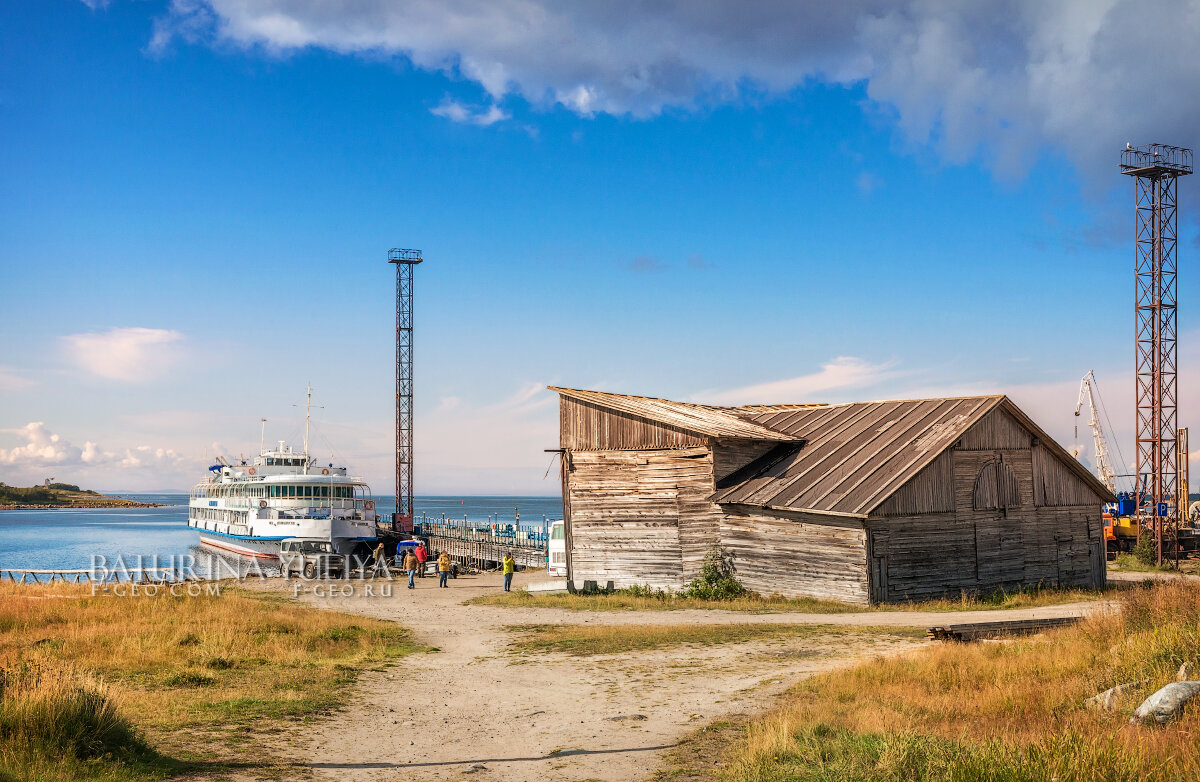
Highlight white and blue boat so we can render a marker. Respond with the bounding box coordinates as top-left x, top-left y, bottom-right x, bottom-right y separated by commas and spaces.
187, 391, 378, 559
